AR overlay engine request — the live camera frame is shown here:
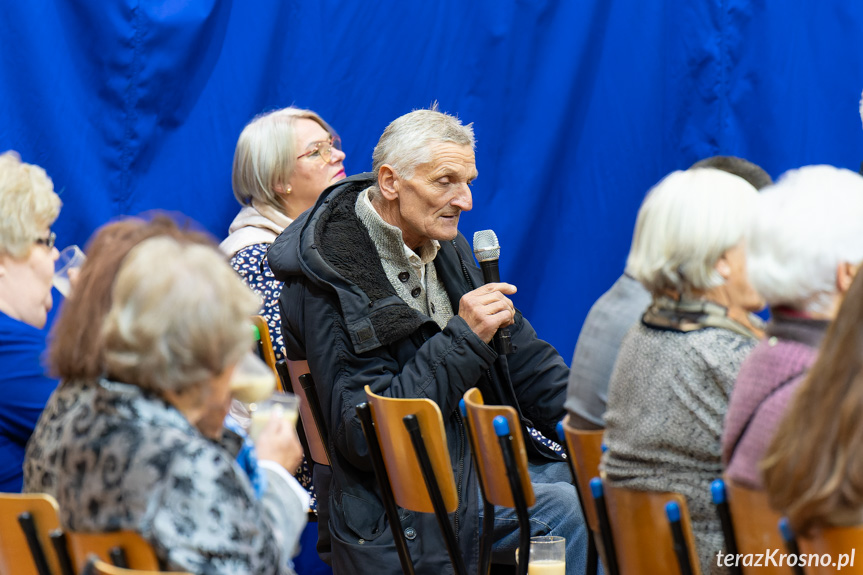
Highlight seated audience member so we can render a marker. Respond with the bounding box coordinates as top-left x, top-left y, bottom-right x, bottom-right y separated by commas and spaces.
268, 108, 587, 574
723, 166, 863, 488
221, 106, 347, 519
49, 235, 299, 574
565, 156, 771, 429
0, 151, 60, 492
762, 268, 863, 535
602, 168, 763, 574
